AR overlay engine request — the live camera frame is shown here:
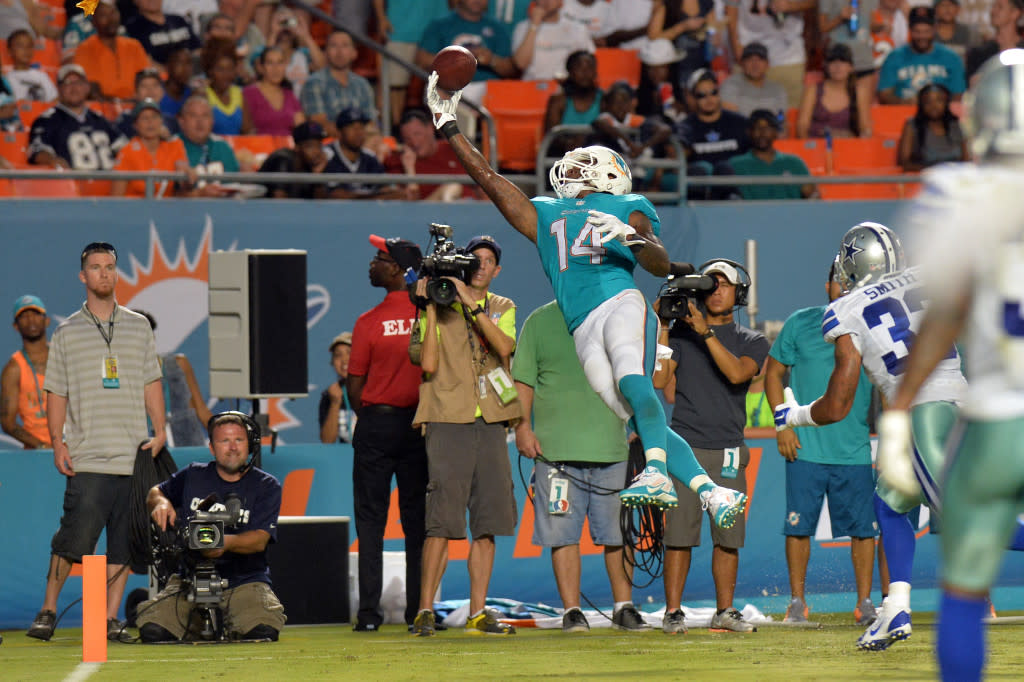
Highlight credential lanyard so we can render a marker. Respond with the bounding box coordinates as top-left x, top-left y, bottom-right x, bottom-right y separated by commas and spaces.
84, 305, 115, 353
